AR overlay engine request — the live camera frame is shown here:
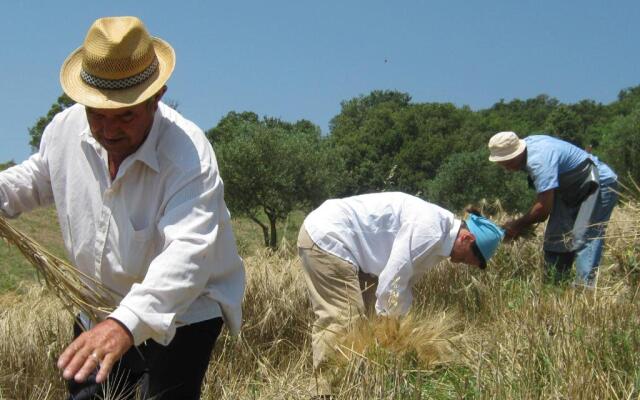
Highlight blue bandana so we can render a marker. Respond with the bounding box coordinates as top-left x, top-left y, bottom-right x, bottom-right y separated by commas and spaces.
465, 214, 505, 264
